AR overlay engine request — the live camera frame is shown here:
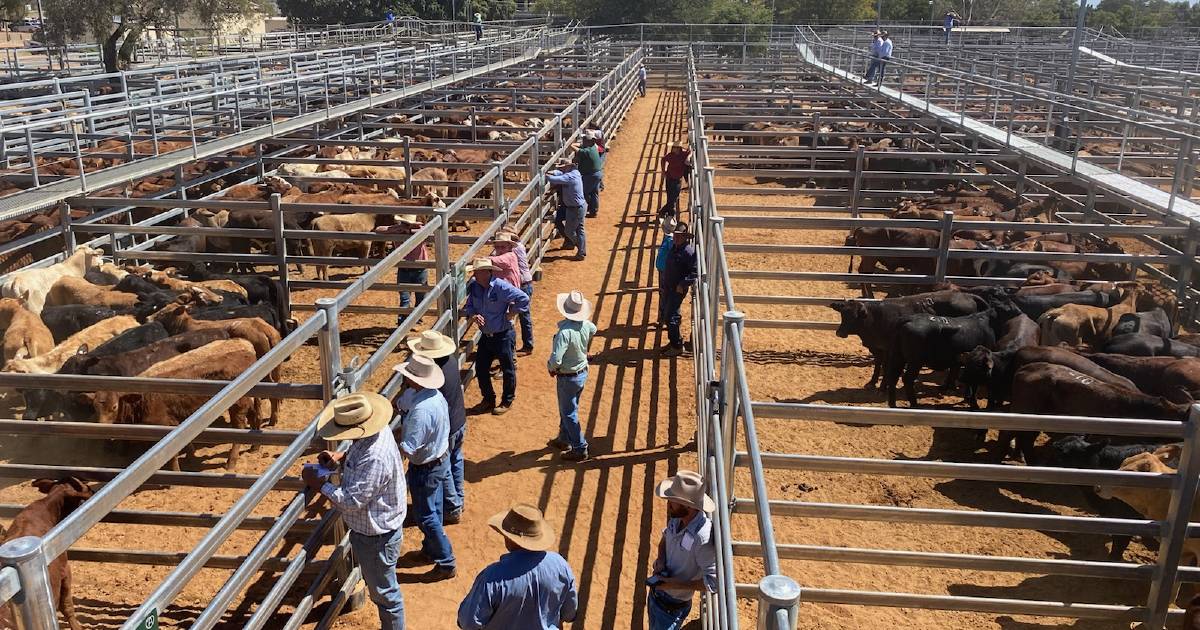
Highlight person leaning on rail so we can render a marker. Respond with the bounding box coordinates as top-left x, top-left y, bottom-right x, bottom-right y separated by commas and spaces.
646, 470, 718, 630
302, 392, 408, 630
547, 158, 588, 261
